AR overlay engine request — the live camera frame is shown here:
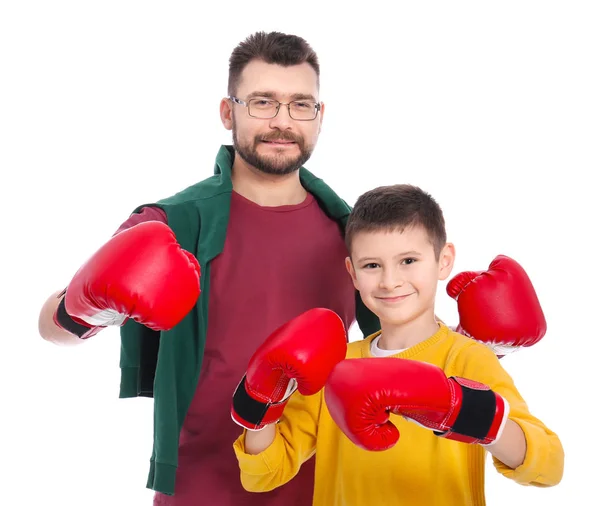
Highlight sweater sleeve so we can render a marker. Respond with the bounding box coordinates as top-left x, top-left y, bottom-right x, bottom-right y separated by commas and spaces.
232, 389, 321, 492
449, 341, 564, 487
